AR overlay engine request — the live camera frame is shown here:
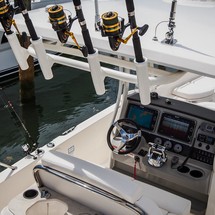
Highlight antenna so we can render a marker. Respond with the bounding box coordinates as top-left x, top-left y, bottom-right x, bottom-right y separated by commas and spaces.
162, 0, 177, 45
